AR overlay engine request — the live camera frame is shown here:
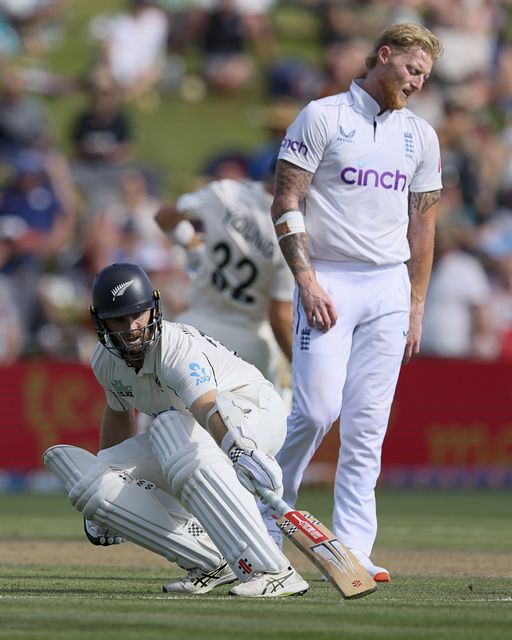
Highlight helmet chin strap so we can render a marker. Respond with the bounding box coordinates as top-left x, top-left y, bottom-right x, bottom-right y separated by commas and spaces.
109, 318, 160, 367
